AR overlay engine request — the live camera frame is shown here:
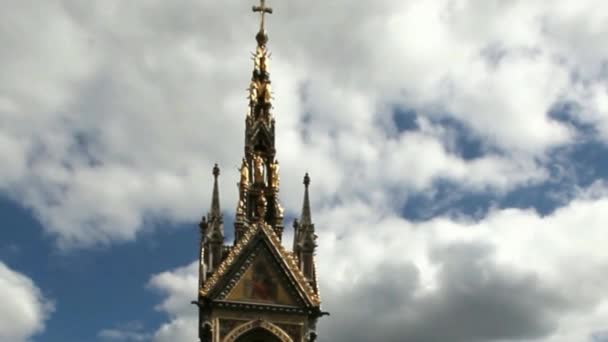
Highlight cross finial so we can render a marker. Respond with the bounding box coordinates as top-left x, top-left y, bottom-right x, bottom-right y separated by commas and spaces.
252, 0, 273, 32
